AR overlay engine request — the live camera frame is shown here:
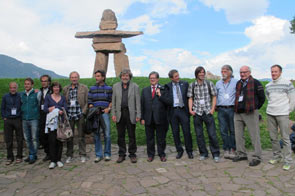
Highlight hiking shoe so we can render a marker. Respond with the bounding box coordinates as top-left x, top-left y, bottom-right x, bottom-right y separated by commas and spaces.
130, 157, 137, 163
116, 156, 125, 163
5, 160, 13, 165
49, 162, 56, 169
283, 164, 291, 171
57, 161, 64, 168
66, 157, 72, 164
